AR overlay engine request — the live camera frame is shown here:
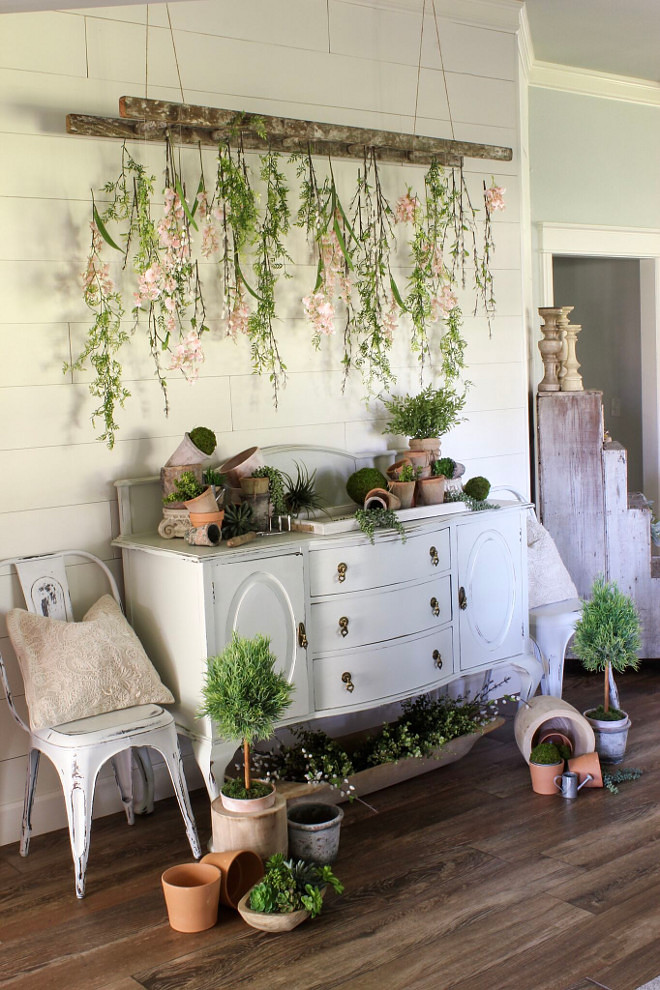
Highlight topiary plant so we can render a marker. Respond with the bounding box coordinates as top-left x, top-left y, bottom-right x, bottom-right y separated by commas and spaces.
463, 476, 491, 501
346, 467, 389, 506
189, 426, 217, 456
